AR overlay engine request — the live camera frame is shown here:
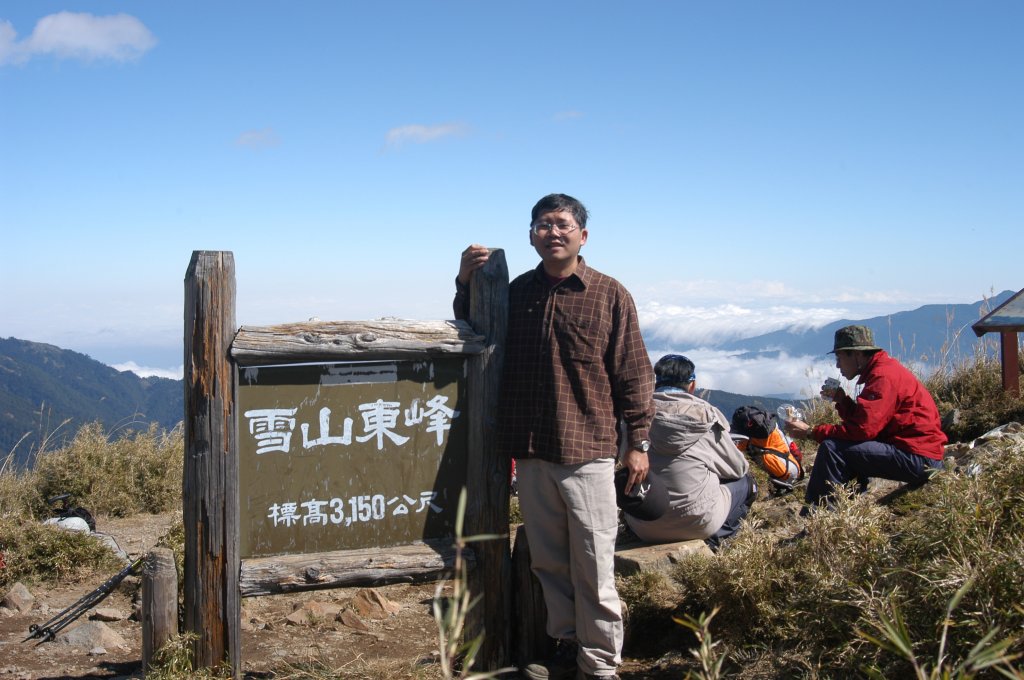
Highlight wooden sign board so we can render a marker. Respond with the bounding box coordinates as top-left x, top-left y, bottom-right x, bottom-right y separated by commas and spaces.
237, 358, 468, 559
